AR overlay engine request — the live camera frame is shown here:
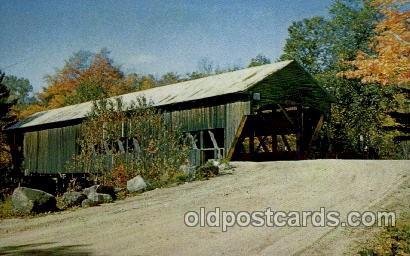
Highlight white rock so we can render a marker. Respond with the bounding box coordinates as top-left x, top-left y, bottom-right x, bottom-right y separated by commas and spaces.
127, 175, 147, 193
